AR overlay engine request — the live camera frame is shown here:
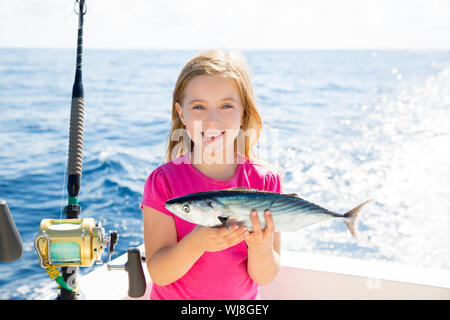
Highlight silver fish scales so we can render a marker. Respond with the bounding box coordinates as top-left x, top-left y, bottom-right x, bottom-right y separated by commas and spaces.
165, 187, 371, 239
